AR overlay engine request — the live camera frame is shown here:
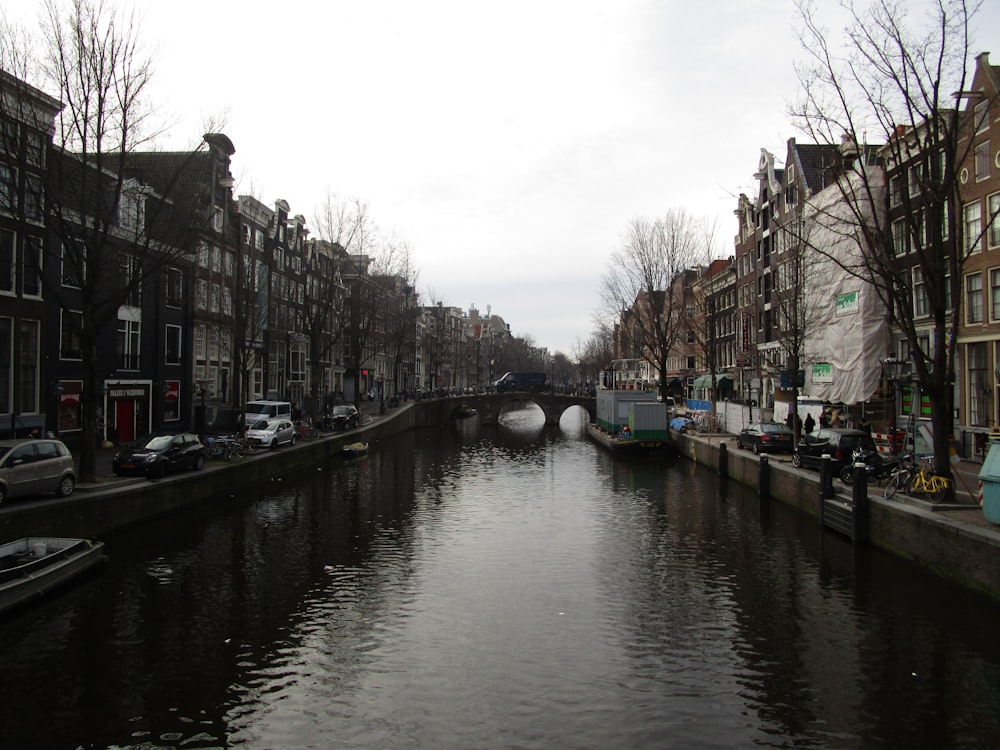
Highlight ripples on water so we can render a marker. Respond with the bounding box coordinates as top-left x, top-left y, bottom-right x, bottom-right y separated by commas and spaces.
0, 405, 999, 748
